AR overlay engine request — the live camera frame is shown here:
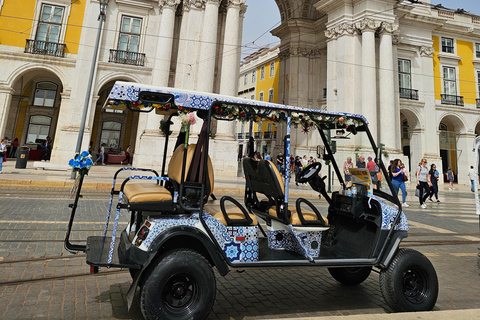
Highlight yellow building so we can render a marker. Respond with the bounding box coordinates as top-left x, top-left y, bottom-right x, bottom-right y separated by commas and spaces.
426, 9, 480, 178
237, 46, 280, 158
